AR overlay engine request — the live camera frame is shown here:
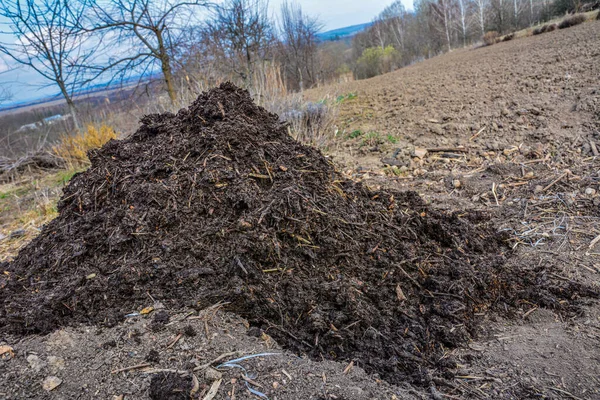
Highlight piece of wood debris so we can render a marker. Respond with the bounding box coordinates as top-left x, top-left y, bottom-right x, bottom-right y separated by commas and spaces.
194, 352, 240, 372
202, 378, 223, 400
470, 126, 486, 141
589, 234, 600, 250
543, 171, 569, 192
427, 147, 468, 153
111, 363, 152, 374
166, 333, 183, 349
343, 360, 354, 374
590, 141, 599, 157
396, 284, 407, 301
